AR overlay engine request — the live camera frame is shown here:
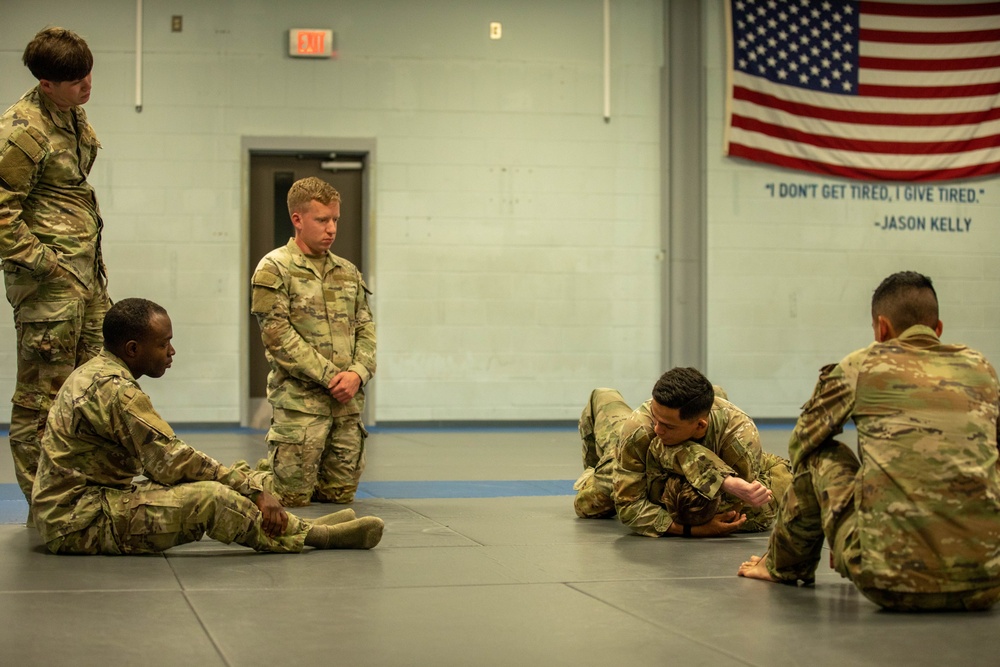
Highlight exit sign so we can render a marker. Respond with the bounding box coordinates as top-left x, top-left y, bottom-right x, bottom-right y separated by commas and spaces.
289, 29, 334, 58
